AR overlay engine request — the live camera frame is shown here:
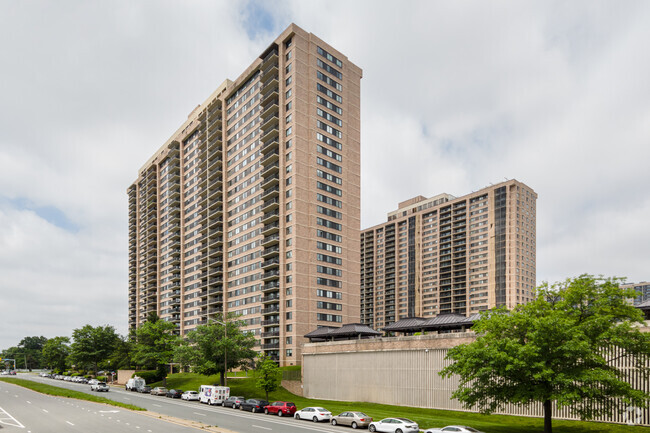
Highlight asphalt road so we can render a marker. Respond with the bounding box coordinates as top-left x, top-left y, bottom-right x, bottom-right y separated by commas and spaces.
9, 374, 350, 433
0, 379, 212, 433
